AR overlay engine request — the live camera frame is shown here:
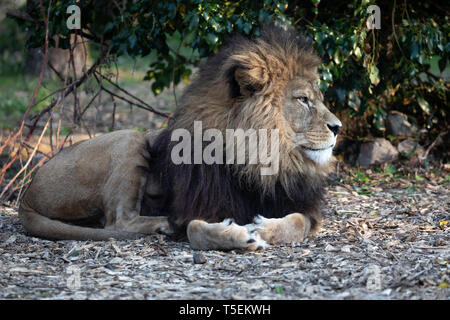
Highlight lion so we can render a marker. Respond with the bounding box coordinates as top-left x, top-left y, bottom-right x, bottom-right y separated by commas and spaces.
19, 25, 341, 250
